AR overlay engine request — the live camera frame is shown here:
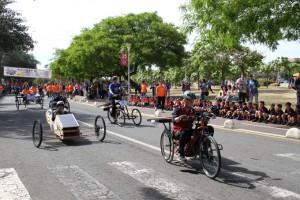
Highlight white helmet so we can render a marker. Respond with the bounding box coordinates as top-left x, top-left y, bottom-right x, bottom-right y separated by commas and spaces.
57, 101, 64, 106
183, 90, 196, 100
